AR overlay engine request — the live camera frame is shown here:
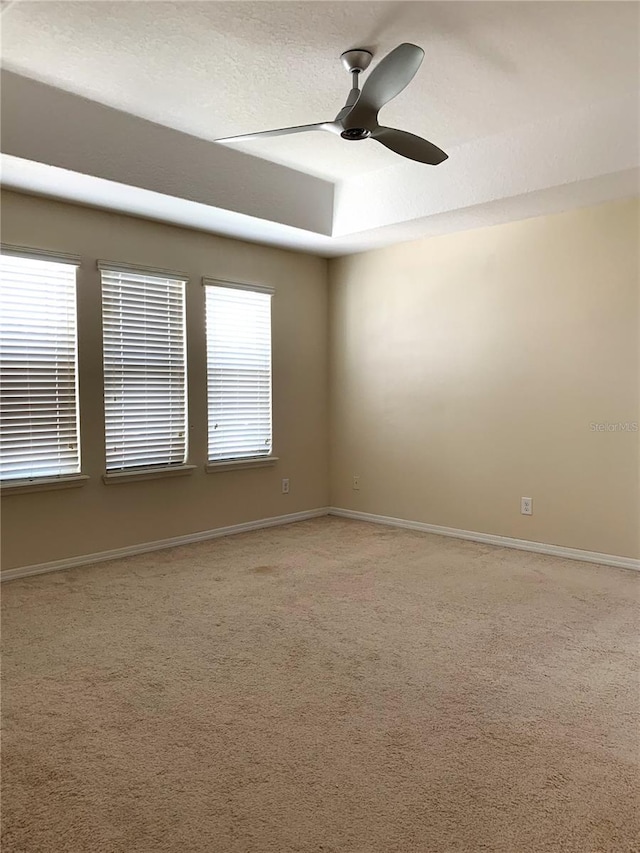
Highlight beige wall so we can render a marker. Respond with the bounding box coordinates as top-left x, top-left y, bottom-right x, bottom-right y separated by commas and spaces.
2, 193, 638, 570
329, 199, 640, 559
0, 192, 329, 570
